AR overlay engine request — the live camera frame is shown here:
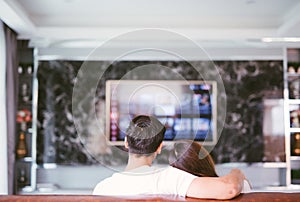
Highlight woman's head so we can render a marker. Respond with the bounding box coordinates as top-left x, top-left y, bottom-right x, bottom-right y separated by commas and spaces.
169, 140, 218, 177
